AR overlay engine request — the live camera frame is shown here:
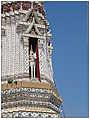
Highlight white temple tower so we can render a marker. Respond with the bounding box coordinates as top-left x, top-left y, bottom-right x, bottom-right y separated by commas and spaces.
1, 1, 62, 118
